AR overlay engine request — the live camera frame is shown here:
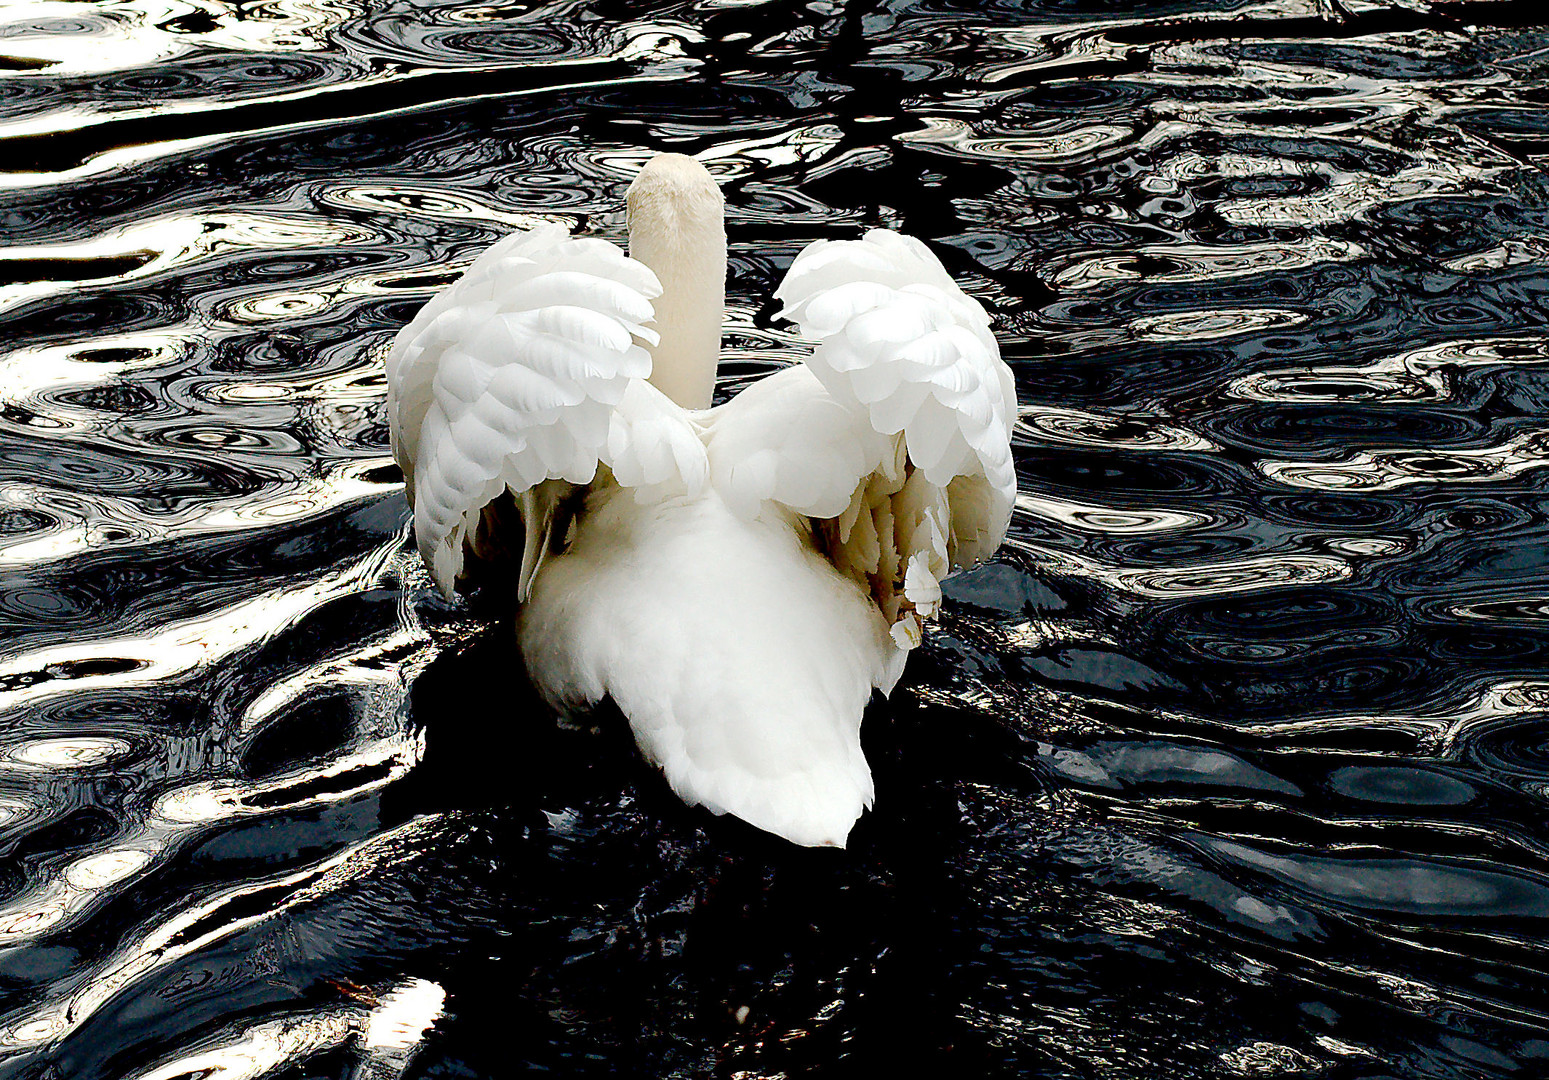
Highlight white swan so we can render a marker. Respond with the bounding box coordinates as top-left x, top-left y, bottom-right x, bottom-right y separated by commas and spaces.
386, 154, 1017, 847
